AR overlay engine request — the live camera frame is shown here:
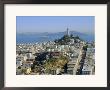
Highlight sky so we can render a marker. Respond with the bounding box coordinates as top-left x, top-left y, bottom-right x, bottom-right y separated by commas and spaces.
16, 16, 94, 34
